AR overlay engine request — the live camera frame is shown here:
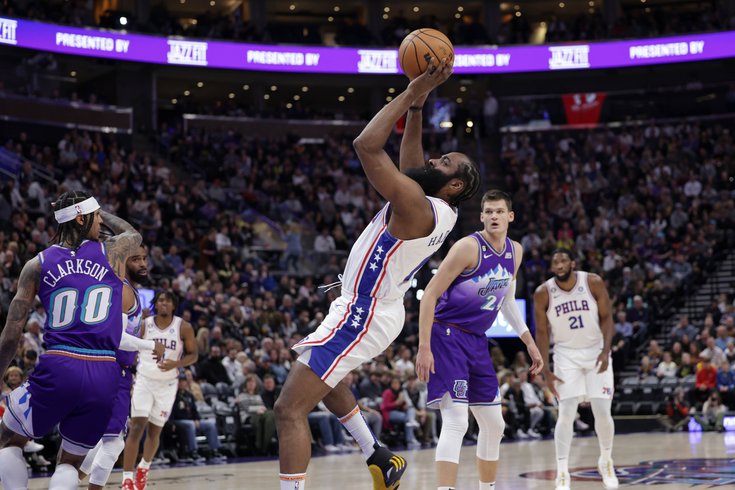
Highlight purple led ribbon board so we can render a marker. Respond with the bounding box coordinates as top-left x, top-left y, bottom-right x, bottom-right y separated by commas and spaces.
0, 17, 733, 74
